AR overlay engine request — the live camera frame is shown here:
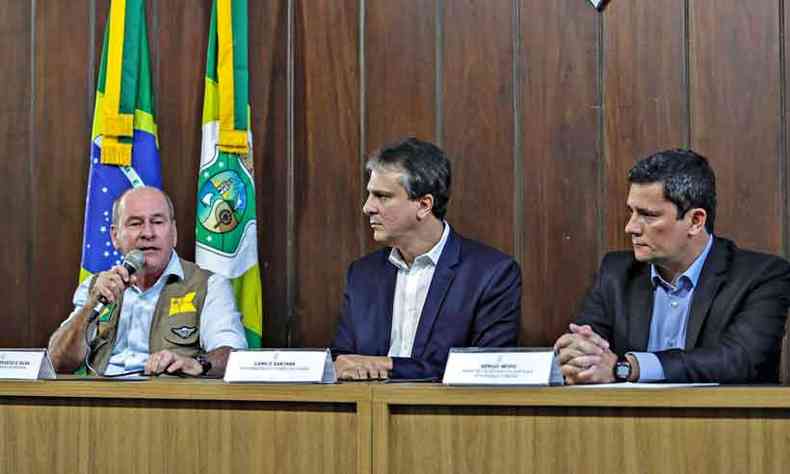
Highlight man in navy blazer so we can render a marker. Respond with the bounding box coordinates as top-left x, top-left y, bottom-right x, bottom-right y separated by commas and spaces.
331, 138, 521, 380
555, 149, 790, 384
